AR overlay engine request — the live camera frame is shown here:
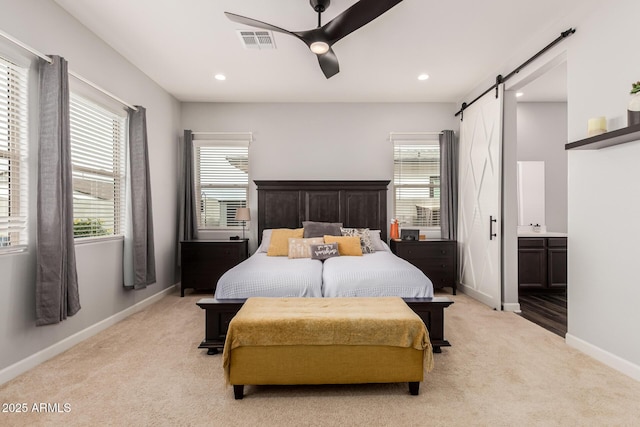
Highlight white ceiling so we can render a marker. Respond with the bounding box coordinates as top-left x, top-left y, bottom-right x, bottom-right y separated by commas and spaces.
53, 0, 597, 103
517, 61, 567, 103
